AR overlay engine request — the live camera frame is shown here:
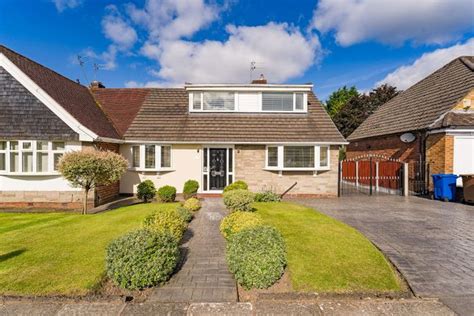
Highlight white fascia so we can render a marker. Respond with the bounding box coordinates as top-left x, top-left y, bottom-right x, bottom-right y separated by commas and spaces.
123, 140, 349, 145
0, 53, 98, 142
185, 83, 313, 92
